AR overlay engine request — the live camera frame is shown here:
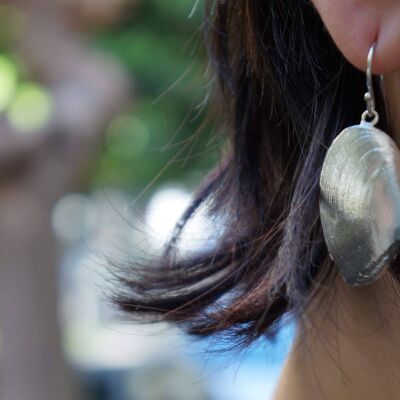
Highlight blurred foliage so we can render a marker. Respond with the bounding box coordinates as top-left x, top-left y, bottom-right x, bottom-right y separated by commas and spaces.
0, 5, 23, 49
8, 82, 53, 133
0, 1, 221, 193
0, 6, 53, 134
93, 0, 221, 194
0, 52, 53, 134
0, 55, 17, 112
